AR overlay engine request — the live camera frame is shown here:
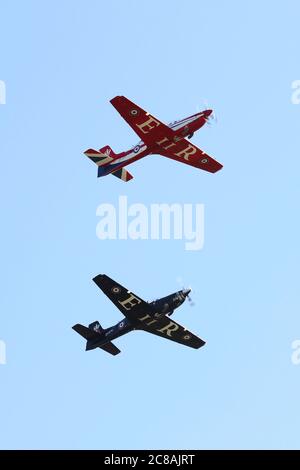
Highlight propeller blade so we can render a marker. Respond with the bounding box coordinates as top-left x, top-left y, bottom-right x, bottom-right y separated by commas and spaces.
176, 277, 195, 307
